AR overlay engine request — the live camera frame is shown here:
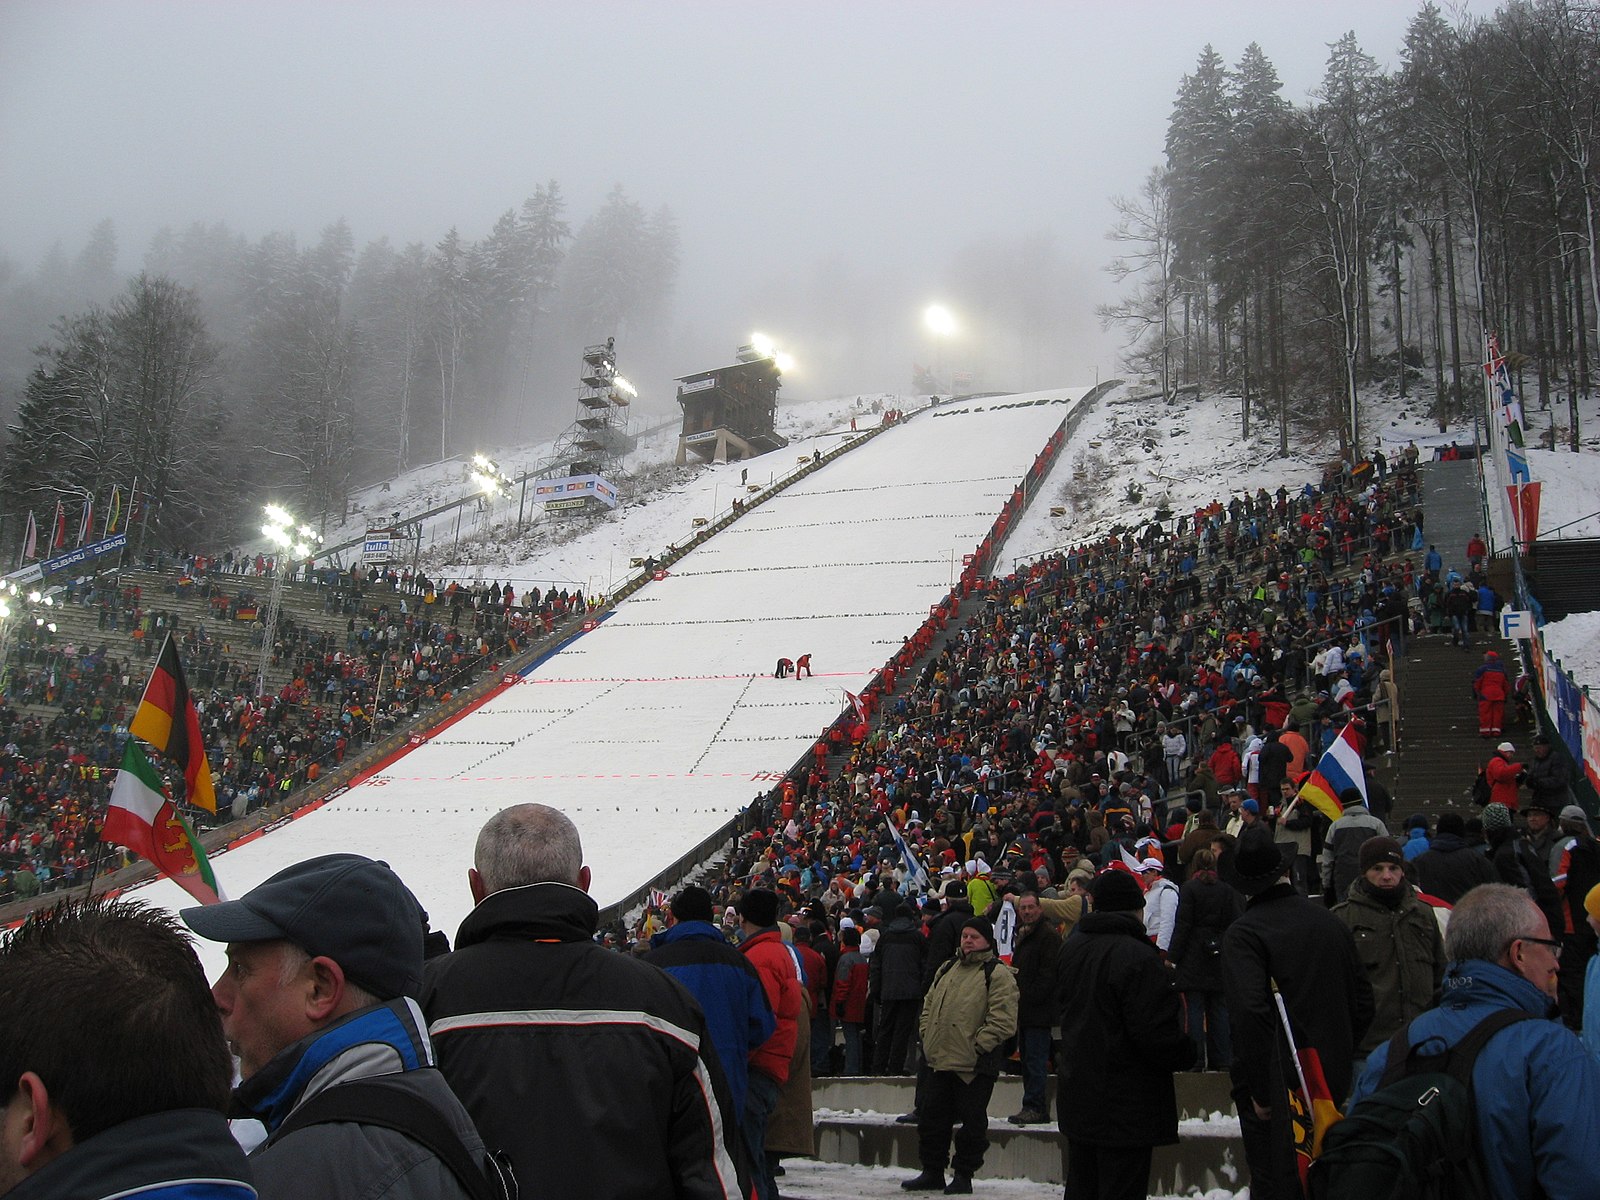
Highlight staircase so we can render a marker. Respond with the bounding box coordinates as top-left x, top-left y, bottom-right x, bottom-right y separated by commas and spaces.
810, 1074, 1242, 1192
